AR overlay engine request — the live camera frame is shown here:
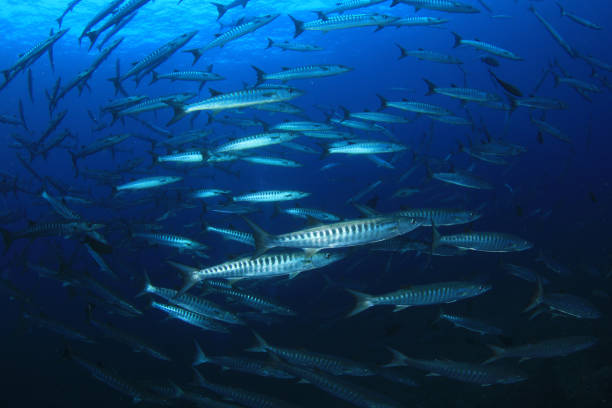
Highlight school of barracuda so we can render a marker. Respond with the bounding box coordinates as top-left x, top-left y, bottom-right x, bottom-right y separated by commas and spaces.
0, 0, 609, 407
